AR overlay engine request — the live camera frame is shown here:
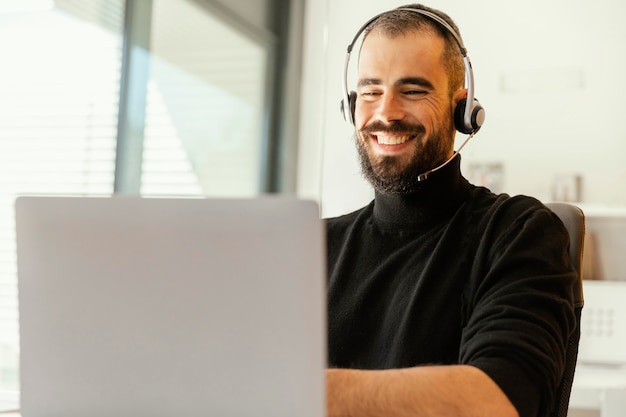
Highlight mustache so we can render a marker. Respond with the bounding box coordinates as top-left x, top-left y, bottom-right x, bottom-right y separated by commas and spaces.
359, 120, 426, 137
